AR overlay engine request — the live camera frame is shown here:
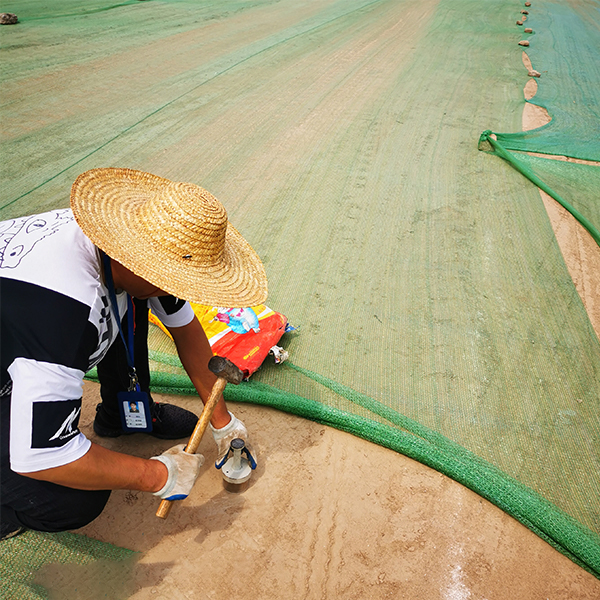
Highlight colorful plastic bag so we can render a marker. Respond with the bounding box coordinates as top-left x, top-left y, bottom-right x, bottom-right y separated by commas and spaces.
149, 304, 289, 378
